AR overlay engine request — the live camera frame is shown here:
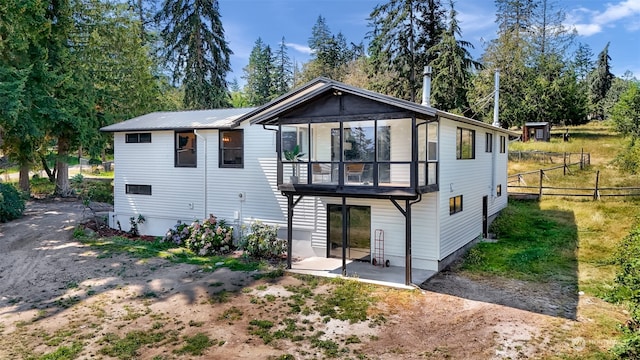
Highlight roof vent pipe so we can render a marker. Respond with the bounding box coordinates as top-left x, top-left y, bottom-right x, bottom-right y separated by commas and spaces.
492, 69, 500, 127
421, 66, 432, 107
